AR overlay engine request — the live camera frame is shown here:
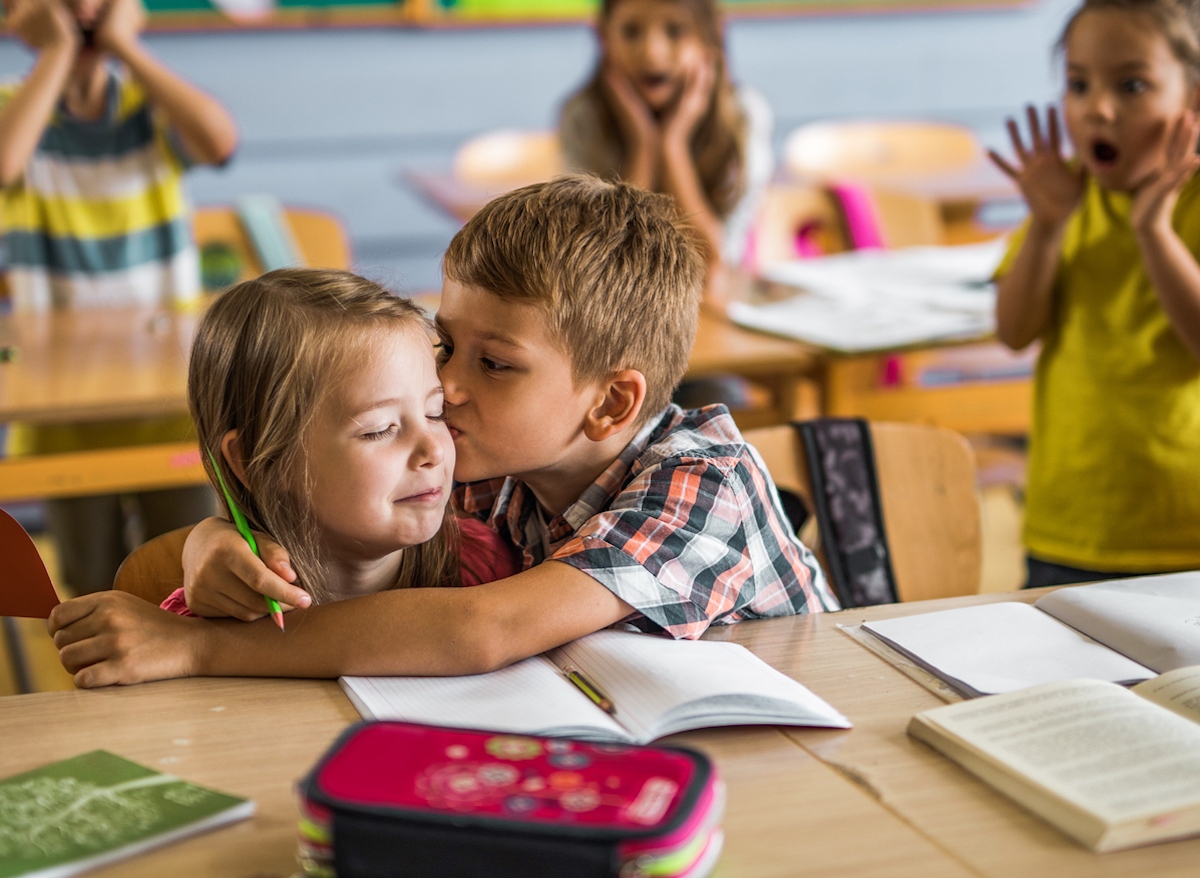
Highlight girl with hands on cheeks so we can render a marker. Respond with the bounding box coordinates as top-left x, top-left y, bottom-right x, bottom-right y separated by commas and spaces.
47, 270, 517, 688
559, 0, 771, 264
990, 0, 1200, 589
